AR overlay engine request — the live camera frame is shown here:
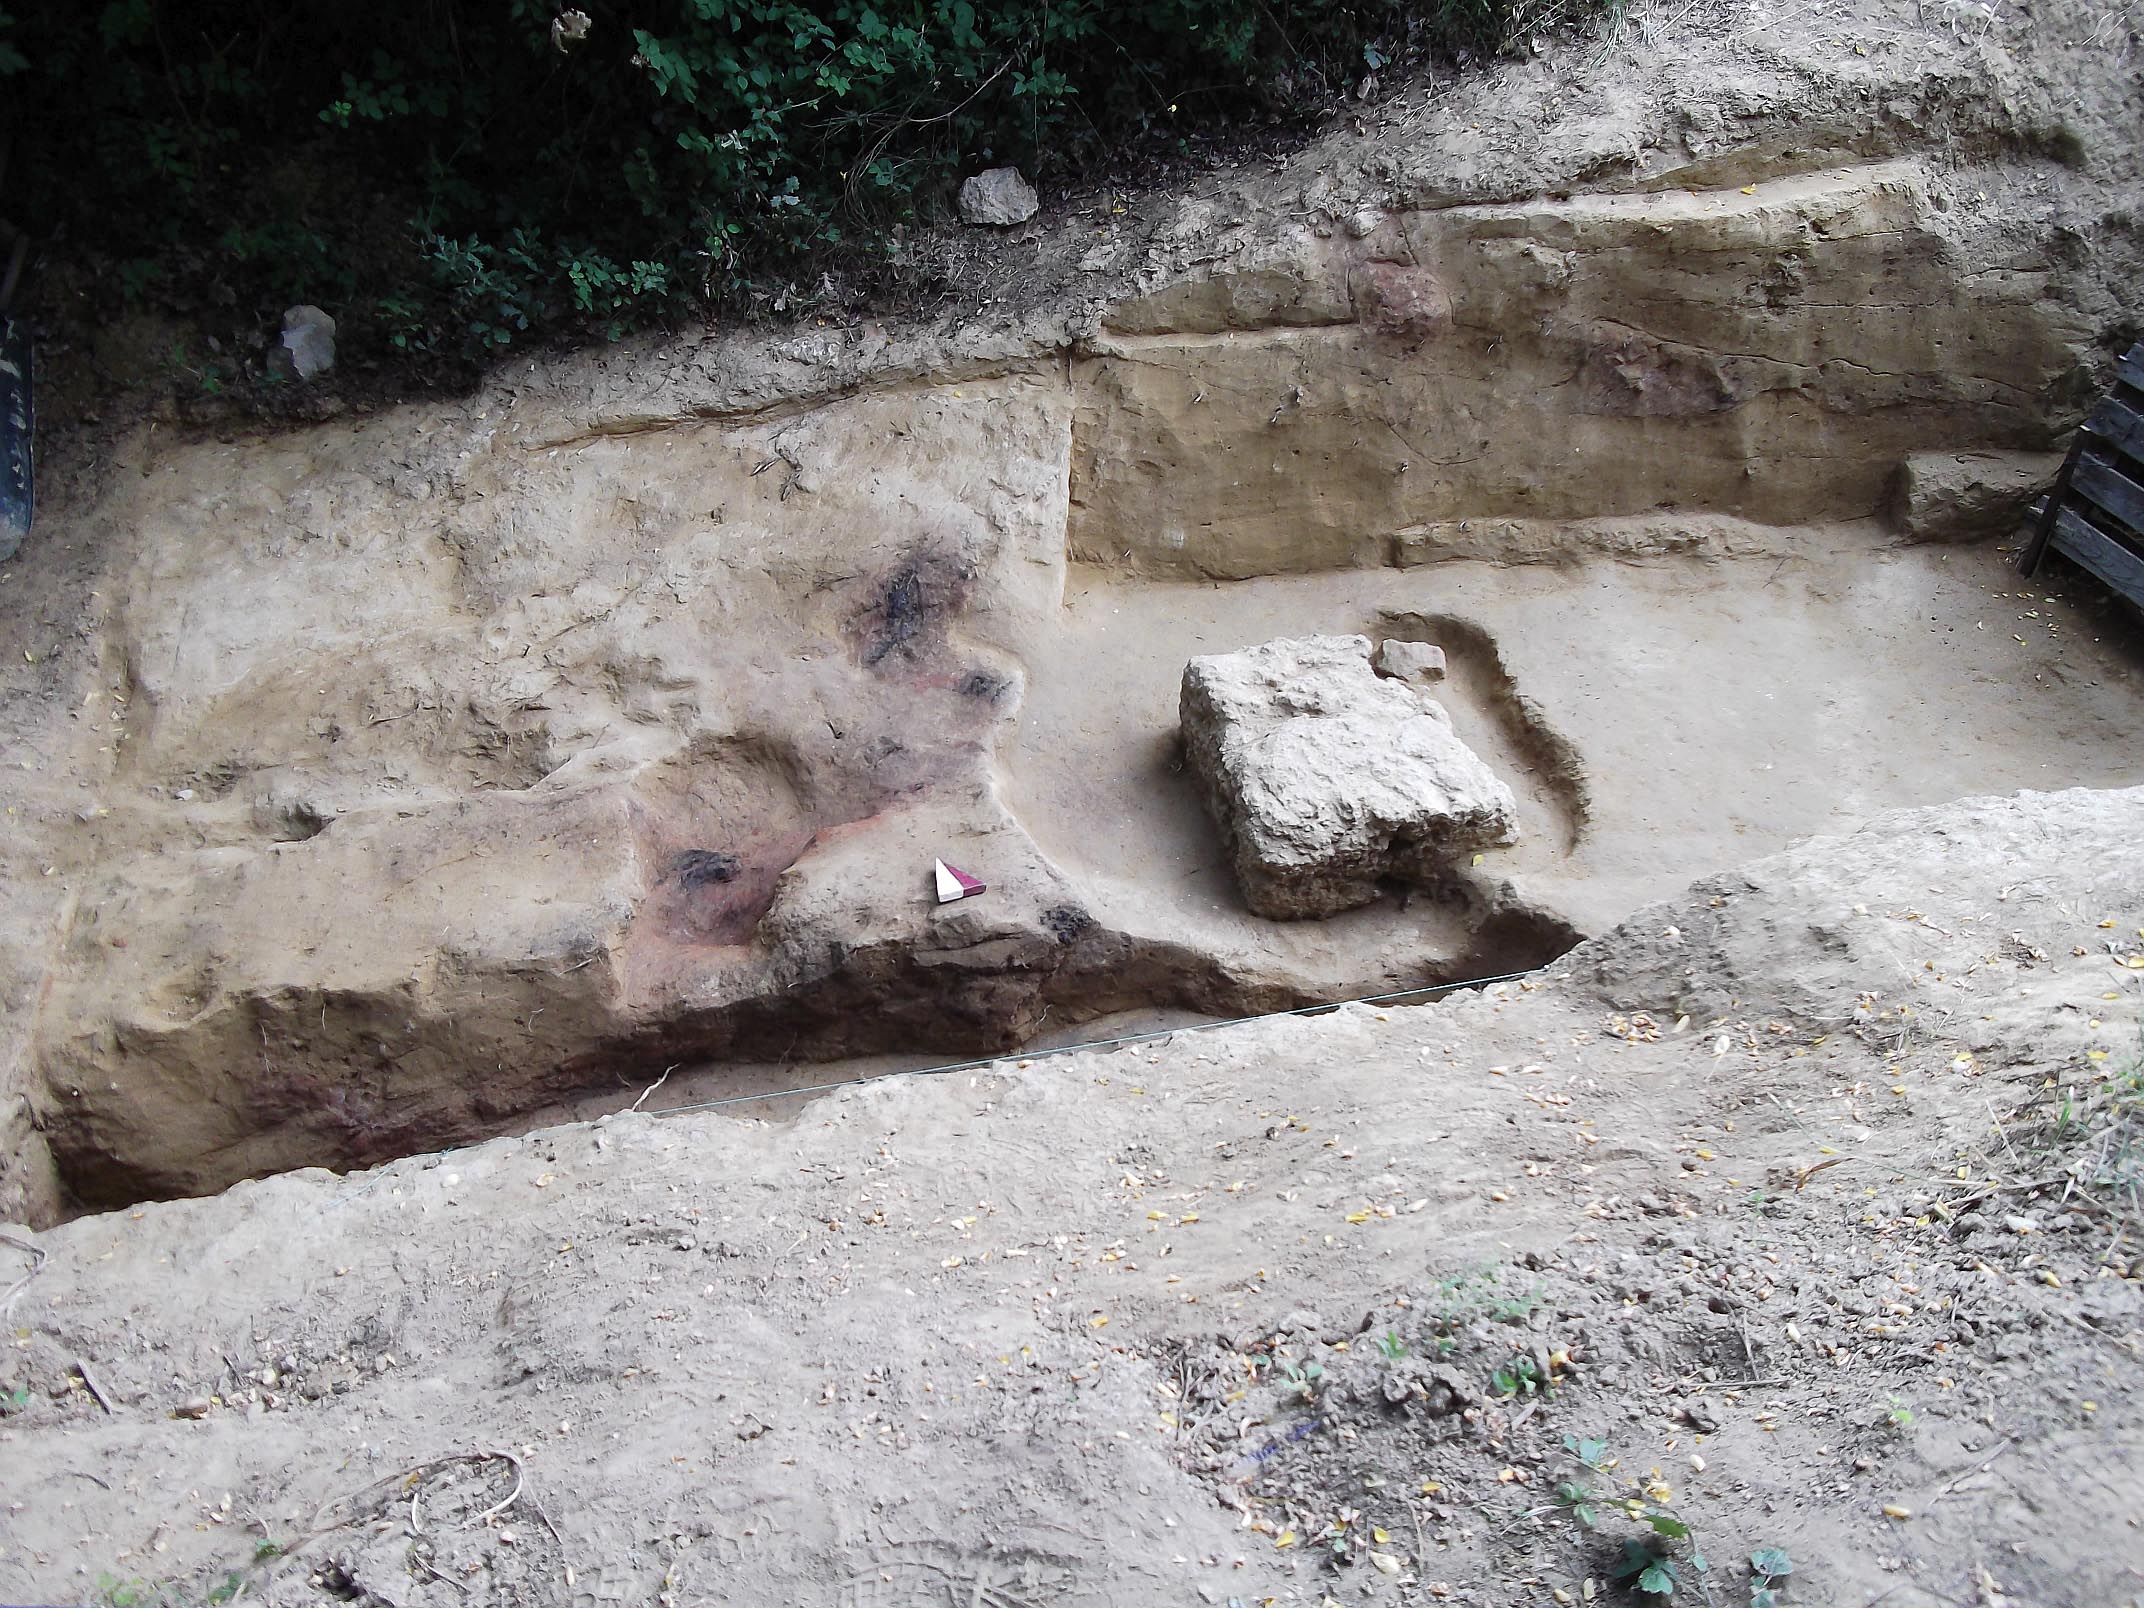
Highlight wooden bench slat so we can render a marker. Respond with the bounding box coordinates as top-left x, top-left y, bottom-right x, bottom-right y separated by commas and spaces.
2085, 392, 2144, 460
2049, 508, 2144, 609
2072, 450, 2144, 537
